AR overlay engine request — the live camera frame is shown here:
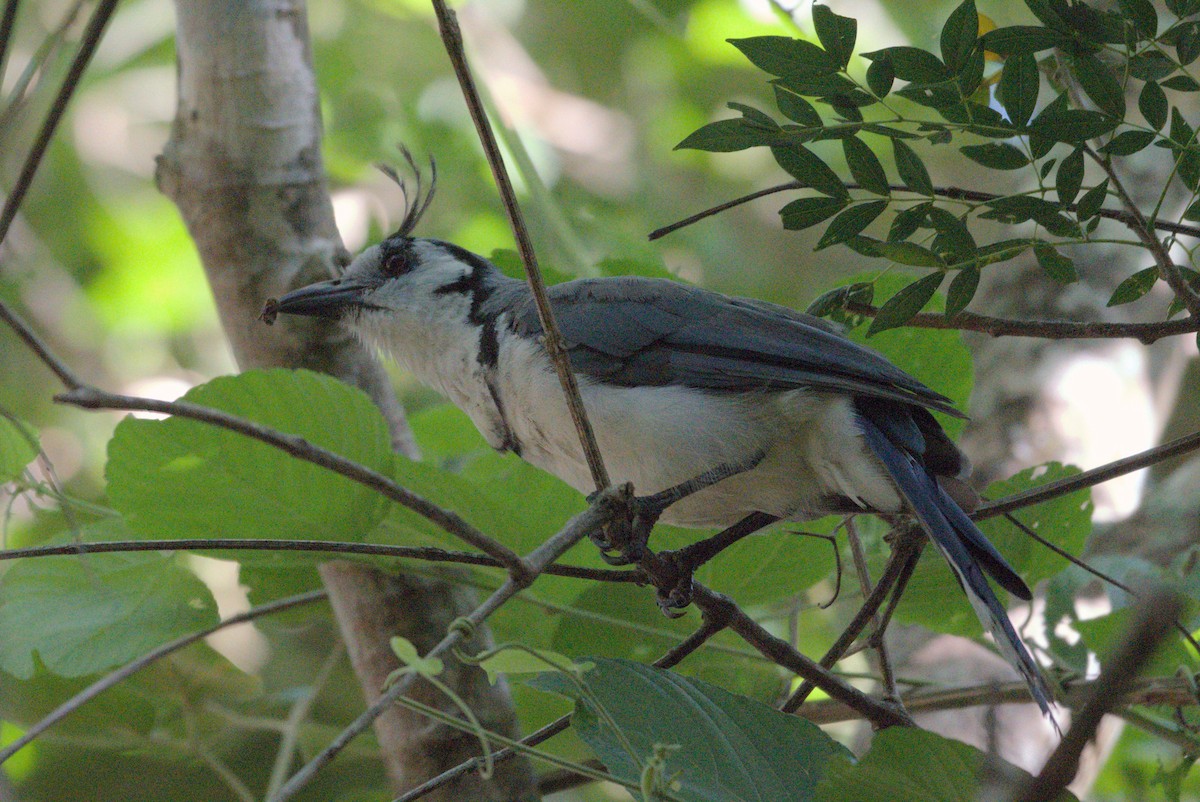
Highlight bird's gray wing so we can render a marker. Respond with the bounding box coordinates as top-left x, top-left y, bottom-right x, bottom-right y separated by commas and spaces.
506, 276, 962, 417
